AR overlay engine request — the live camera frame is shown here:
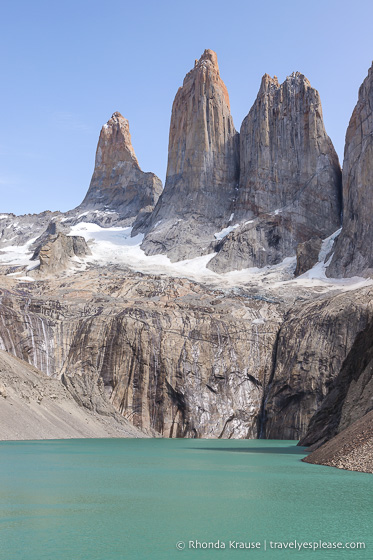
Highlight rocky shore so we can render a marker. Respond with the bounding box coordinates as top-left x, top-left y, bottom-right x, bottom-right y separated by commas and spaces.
303, 411, 373, 473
